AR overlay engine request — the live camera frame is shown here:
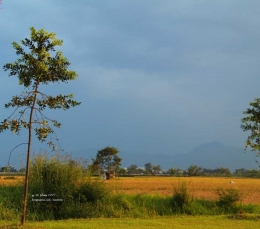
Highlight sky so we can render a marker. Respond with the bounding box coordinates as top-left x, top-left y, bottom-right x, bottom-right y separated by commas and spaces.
1, 1, 260, 167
